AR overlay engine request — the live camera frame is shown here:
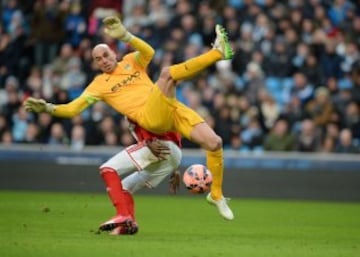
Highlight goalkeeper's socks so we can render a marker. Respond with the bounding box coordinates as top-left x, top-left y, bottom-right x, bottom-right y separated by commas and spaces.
100, 167, 130, 216
169, 49, 222, 81
206, 149, 224, 201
